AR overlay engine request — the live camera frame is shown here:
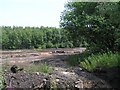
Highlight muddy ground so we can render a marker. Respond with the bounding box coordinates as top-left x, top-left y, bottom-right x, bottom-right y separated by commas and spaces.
0, 48, 119, 89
